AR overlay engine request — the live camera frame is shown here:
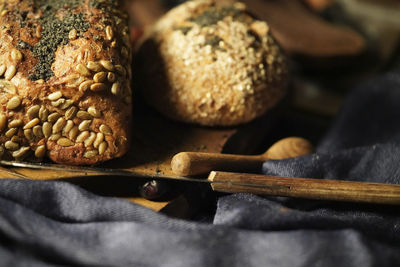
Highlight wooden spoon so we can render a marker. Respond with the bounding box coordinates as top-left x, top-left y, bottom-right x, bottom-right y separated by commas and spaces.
171, 137, 314, 176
